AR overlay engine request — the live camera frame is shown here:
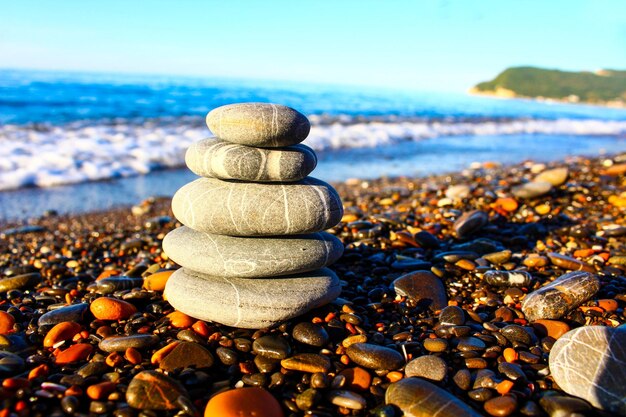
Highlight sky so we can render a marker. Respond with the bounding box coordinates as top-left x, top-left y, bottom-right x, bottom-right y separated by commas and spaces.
1, 0, 625, 92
